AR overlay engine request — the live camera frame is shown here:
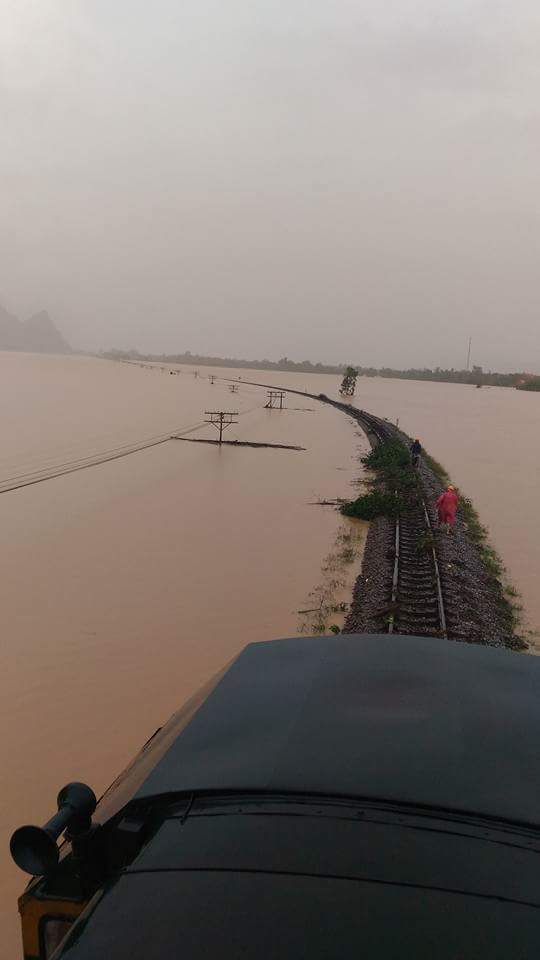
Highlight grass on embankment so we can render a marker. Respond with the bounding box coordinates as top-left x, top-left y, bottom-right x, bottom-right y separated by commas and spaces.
458, 494, 526, 640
